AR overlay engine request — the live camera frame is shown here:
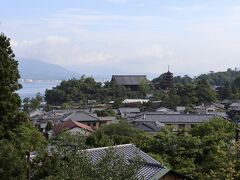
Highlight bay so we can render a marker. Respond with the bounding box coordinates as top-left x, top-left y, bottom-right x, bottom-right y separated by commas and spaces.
17, 81, 59, 99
